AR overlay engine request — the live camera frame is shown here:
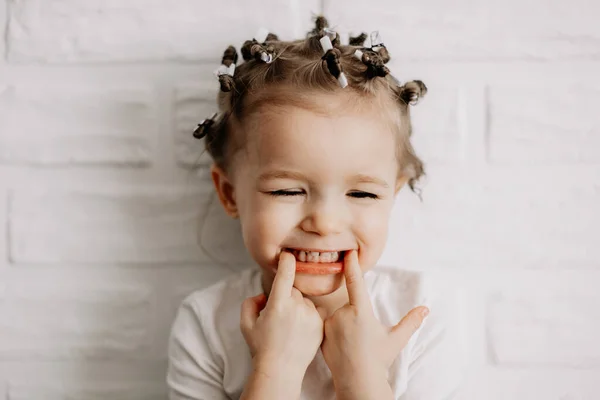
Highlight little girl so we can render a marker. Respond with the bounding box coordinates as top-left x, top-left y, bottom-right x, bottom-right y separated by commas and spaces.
167, 16, 465, 400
